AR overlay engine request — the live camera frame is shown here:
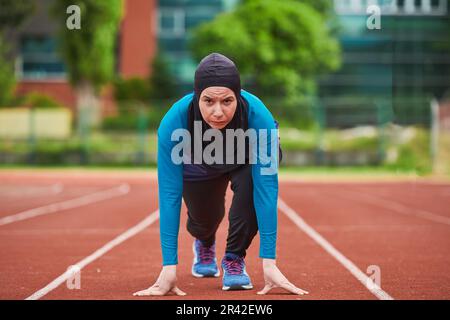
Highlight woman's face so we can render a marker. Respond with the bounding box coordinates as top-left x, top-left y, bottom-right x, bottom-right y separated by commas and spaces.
198, 86, 237, 129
